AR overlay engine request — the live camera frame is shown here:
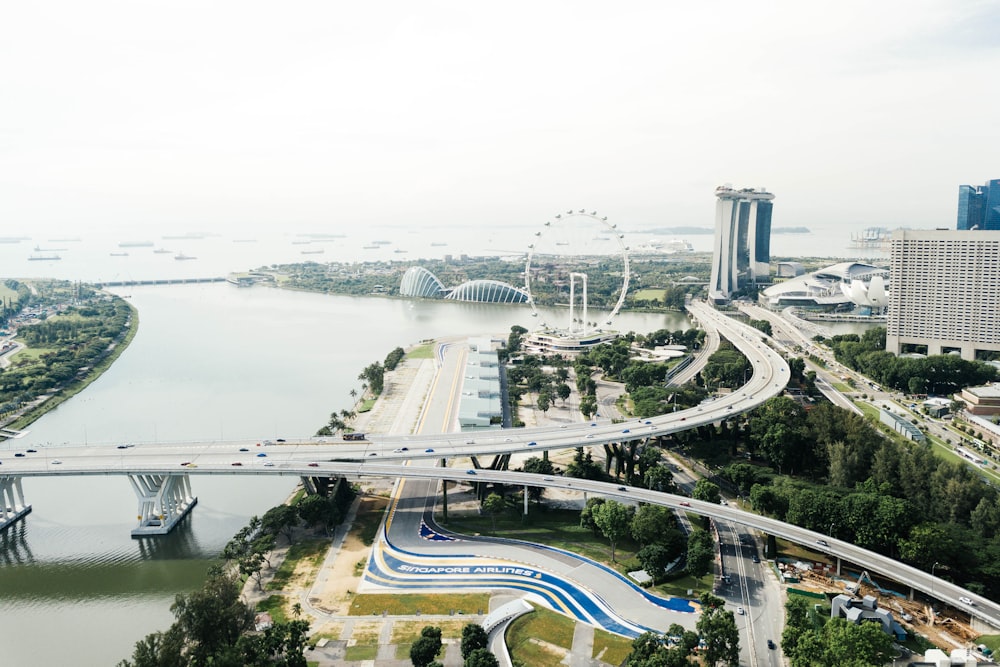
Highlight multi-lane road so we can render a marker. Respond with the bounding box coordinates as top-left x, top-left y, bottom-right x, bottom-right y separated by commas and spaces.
4, 302, 999, 633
